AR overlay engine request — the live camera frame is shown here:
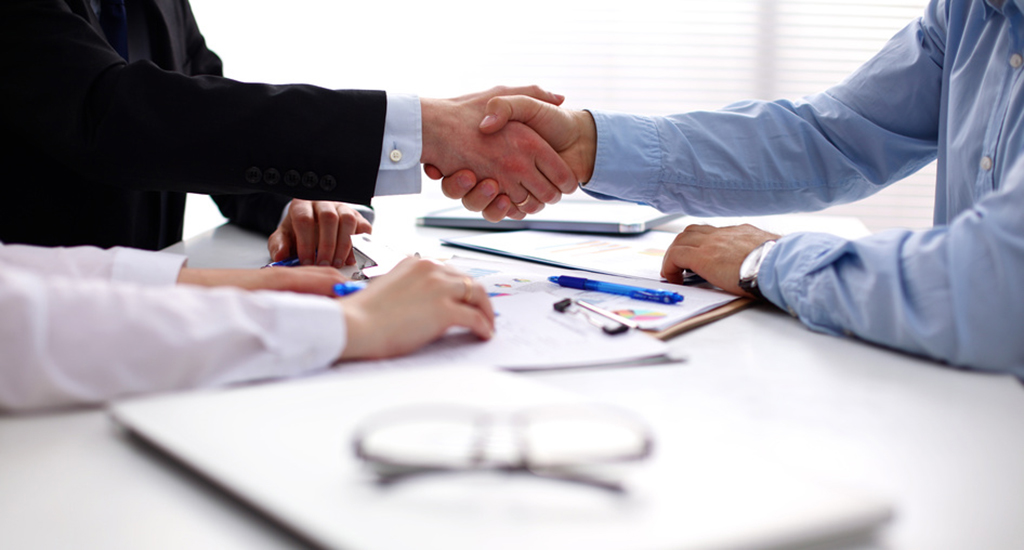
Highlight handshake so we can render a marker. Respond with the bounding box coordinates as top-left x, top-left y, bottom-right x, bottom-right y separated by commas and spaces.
419, 86, 598, 222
